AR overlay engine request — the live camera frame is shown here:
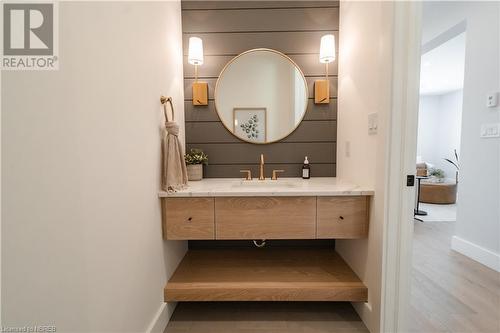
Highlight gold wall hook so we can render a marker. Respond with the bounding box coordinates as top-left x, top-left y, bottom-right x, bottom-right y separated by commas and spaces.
160, 96, 175, 122
160, 95, 170, 104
